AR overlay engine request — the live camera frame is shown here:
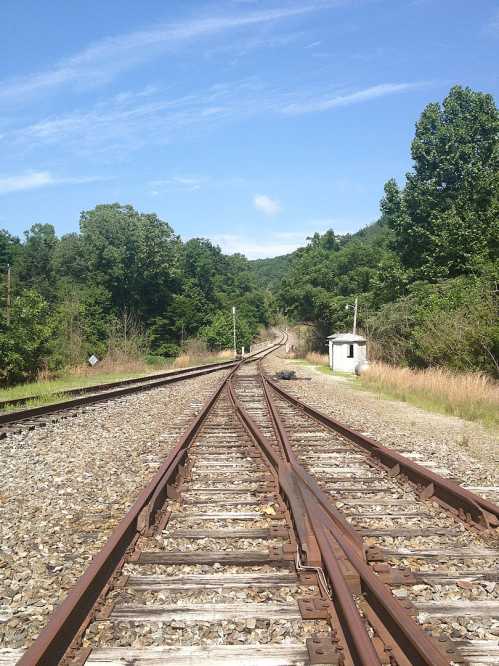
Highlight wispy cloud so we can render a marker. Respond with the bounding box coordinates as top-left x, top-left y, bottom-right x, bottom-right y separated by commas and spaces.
0, 171, 104, 195
282, 82, 428, 114
6, 80, 268, 155
254, 194, 281, 216
0, 3, 340, 103
149, 176, 206, 194
4, 77, 429, 159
